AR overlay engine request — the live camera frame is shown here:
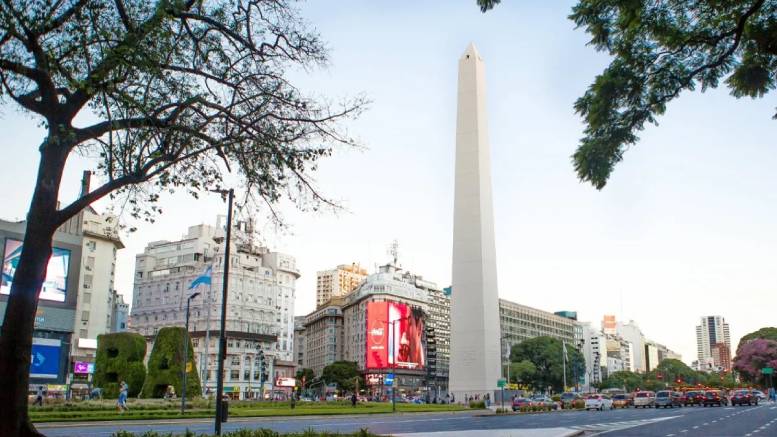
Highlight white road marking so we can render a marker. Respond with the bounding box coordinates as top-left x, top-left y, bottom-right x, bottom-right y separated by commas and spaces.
692, 426, 699, 429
